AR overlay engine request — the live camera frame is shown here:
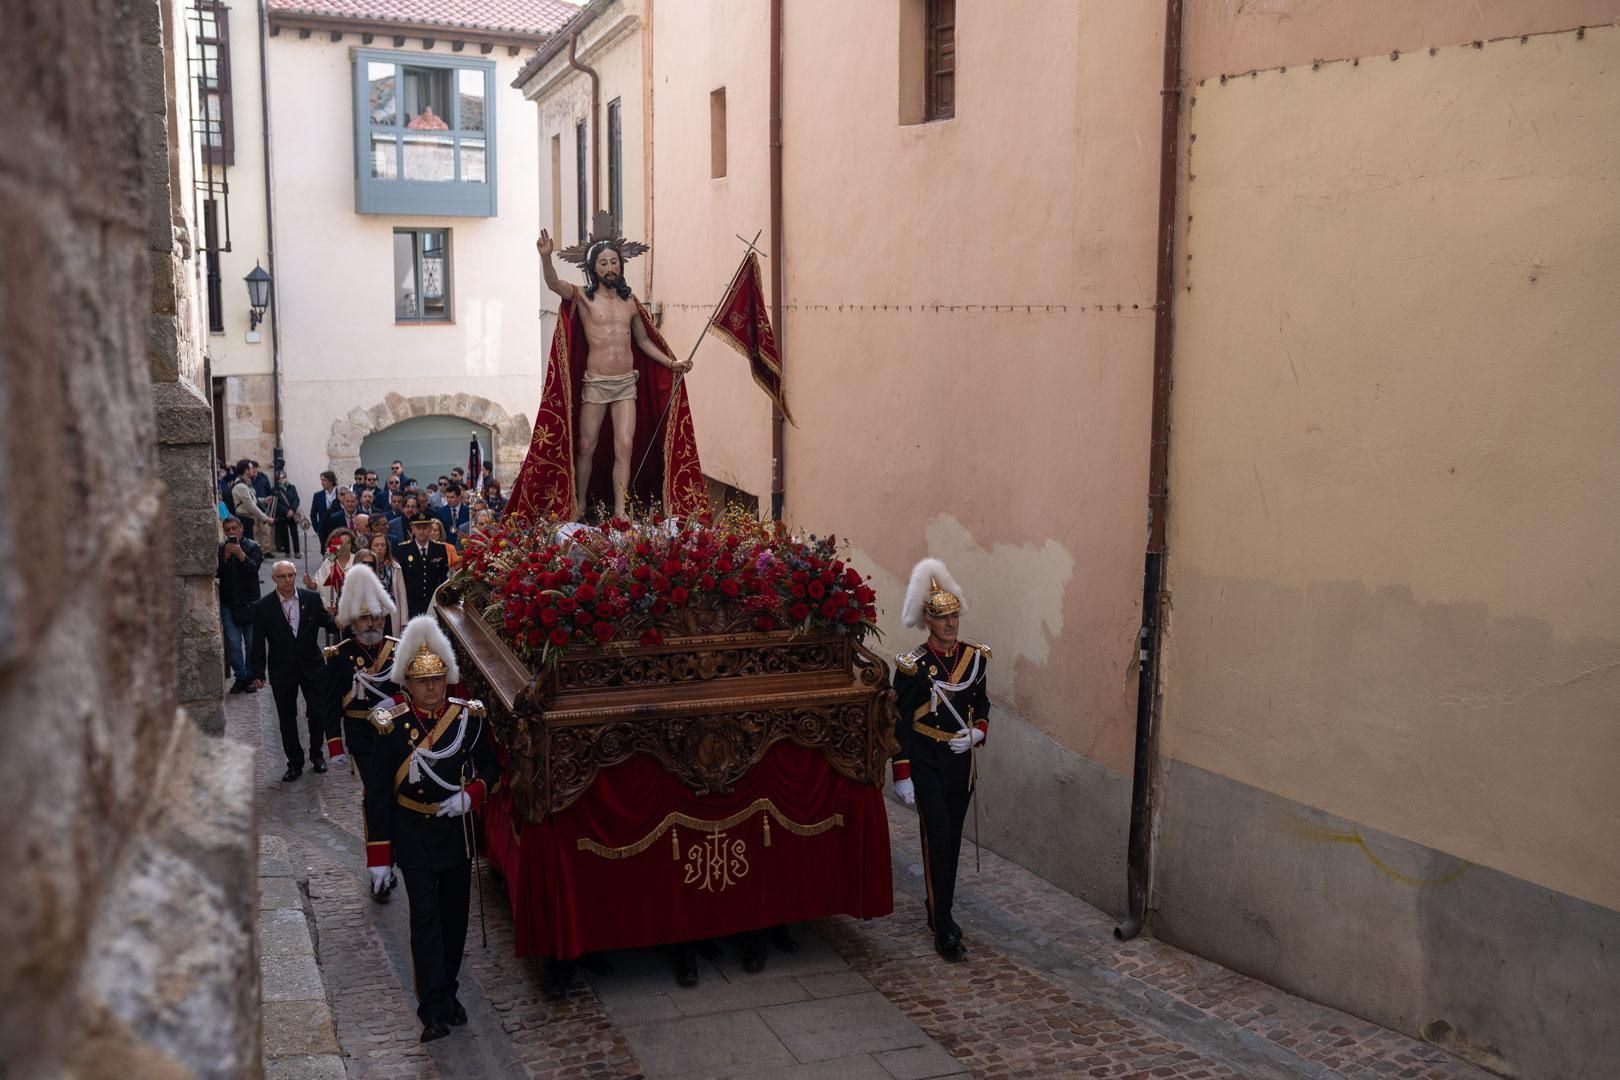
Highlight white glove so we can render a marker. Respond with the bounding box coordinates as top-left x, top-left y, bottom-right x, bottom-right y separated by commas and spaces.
369, 866, 392, 894
329, 752, 349, 768
893, 778, 916, 807
949, 728, 986, 755
435, 791, 473, 817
